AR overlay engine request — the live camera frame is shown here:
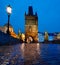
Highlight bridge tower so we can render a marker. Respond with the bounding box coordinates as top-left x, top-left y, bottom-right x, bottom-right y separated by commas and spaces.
25, 6, 38, 42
